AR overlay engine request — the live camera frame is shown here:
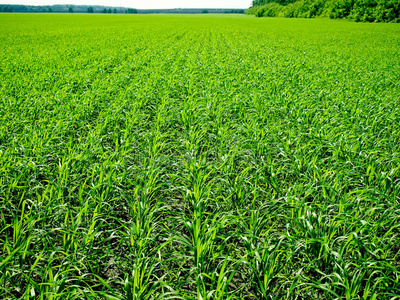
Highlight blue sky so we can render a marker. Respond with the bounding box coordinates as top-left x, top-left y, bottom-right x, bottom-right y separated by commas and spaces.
0, 0, 252, 9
